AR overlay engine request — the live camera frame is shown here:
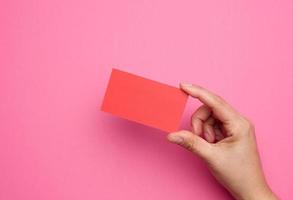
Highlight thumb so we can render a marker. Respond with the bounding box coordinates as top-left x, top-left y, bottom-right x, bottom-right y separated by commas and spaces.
167, 130, 213, 160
